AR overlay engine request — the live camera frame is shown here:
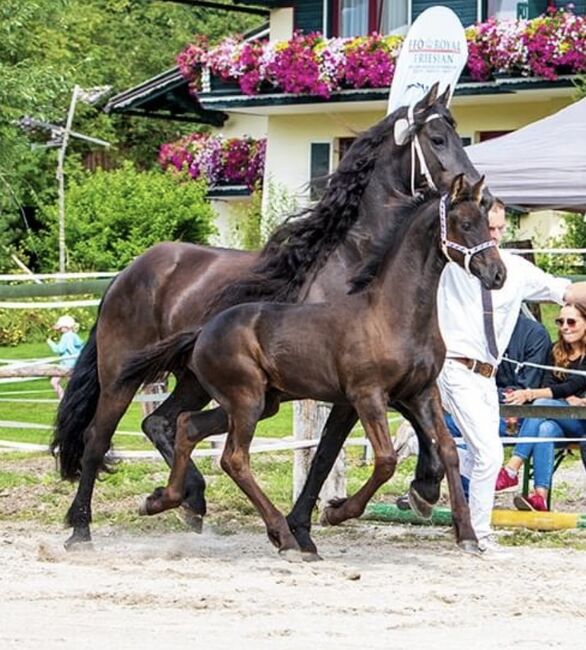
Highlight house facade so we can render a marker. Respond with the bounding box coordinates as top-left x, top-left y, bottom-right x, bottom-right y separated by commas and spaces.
106, 0, 586, 244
